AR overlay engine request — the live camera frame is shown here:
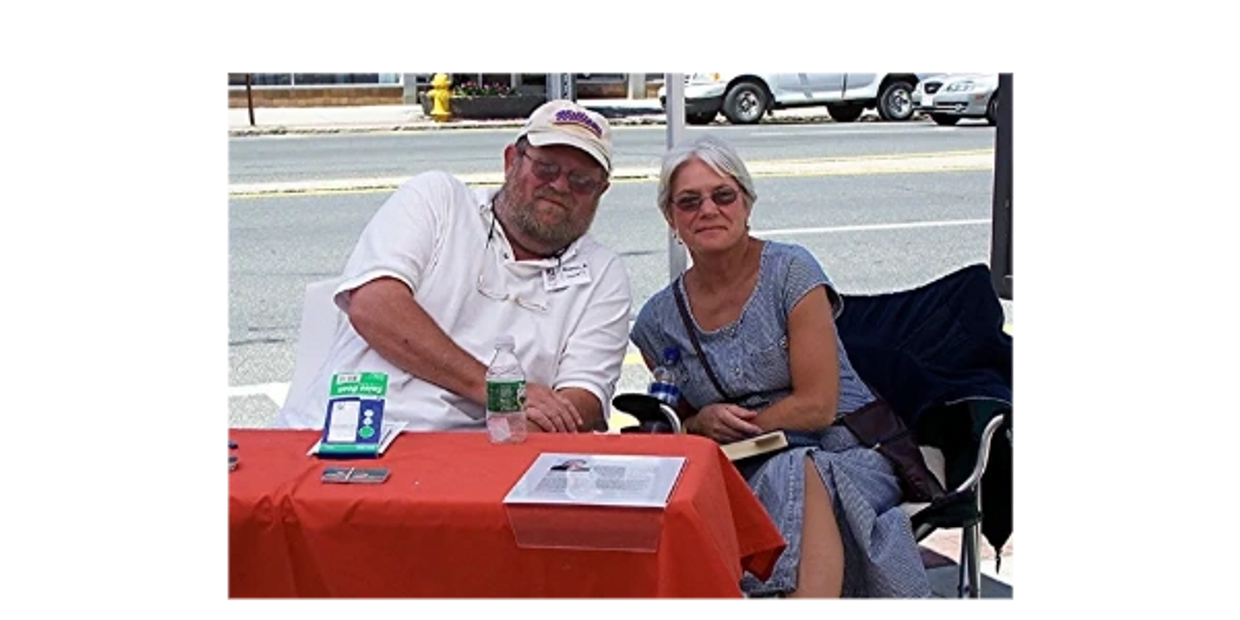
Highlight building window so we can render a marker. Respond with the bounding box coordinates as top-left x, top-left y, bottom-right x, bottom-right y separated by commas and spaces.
228, 73, 402, 88
513, 70, 629, 84
228, 73, 292, 86
292, 73, 401, 85
575, 70, 624, 80
448, 74, 519, 89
